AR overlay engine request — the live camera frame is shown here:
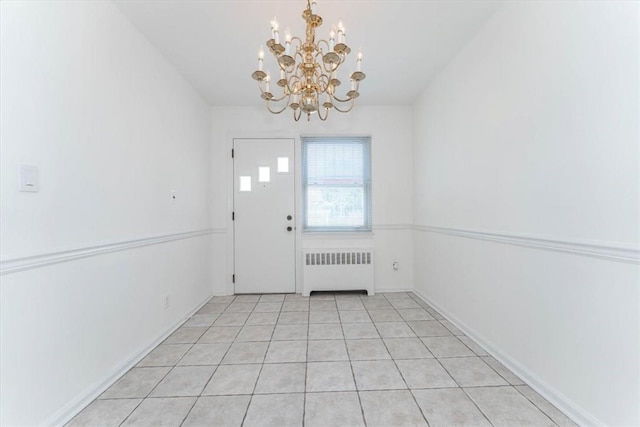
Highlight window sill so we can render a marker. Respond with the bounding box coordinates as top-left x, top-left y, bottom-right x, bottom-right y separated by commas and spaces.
302, 231, 374, 239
